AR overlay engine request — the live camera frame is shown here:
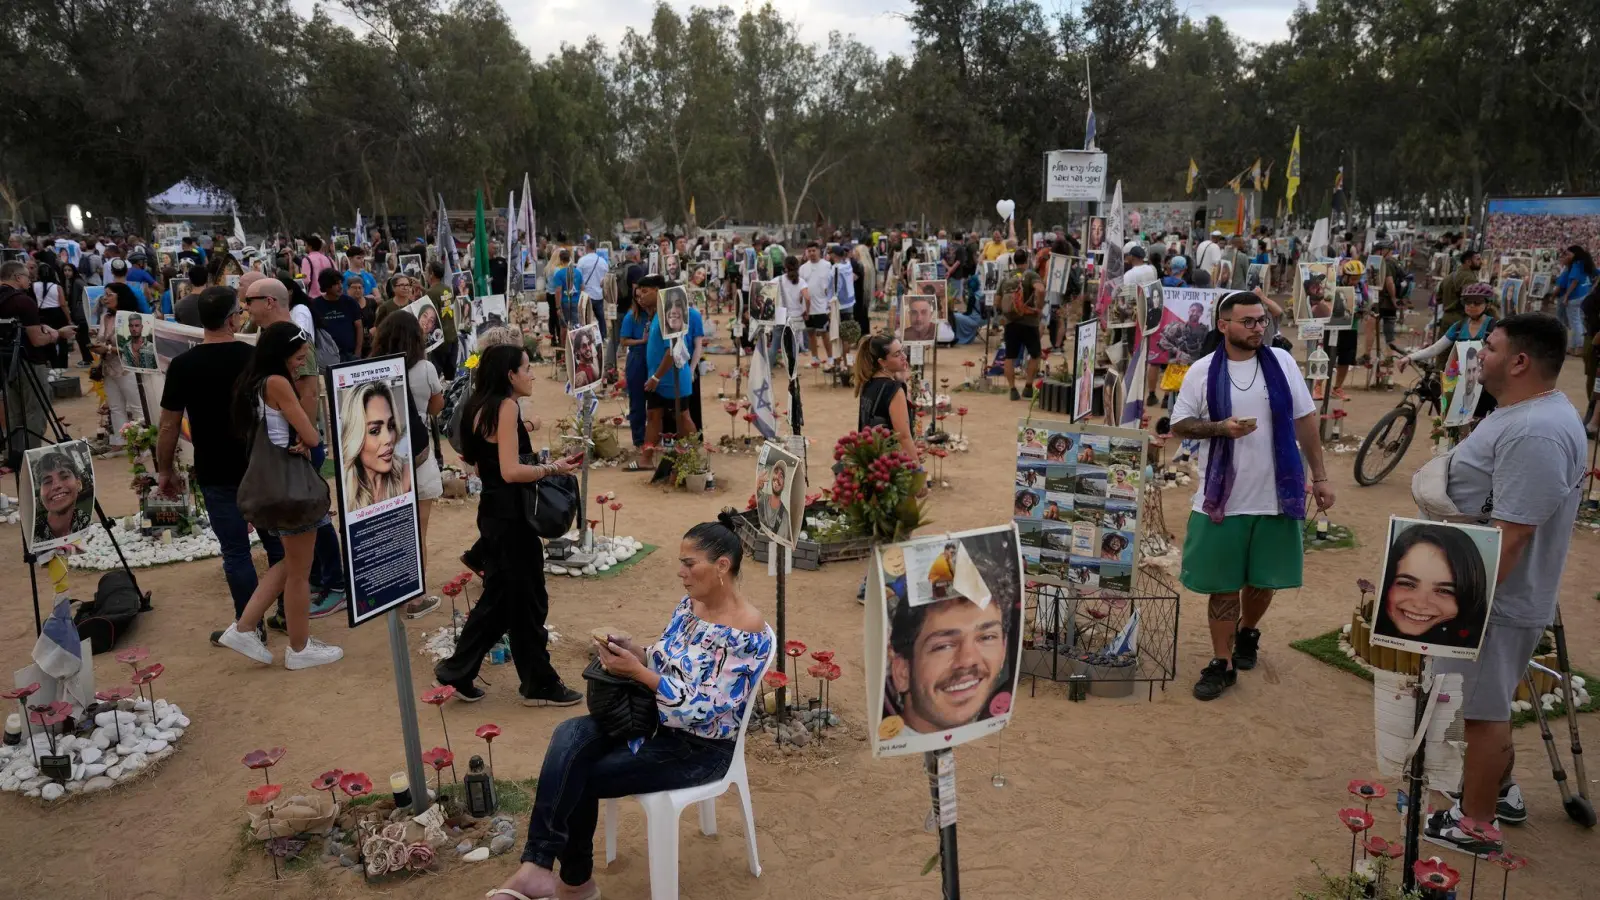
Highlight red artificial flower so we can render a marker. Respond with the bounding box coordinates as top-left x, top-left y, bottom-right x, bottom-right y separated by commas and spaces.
807, 663, 827, 679
784, 640, 807, 658
26, 700, 71, 726
421, 747, 454, 771
475, 723, 502, 742
131, 663, 165, 685
612, 416, 626, 426
1413, 858, 1460, 891
962, 360, 975, 367
1337, 808, 1374, 833
0, 682, 41, 701
724, 402, 739, 415
95, 685, 135, 702
1347, 780, 1387, 801
420, 685, 456, 705
762, 671, 789, 690
114, 648, 150, 667
595, 494, 608, 505
1033, 378, 1044, 389
312, 770, 344, 792
742, 413, 757, 423
242, 748, 287, 769
456, 571, 474, 586
442, 581, 463, 598
338, 772, 373, 798
247, 784, 284, 805
957, 407, 969, 416
588, 518, 601, 529
822, 663, 842, 681
1486, 851, 1528, 871
810, 650, 835, 663
1356, 578, 1375, 593
1458, 817, 1502, 844
1362, 835, 1403, 858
